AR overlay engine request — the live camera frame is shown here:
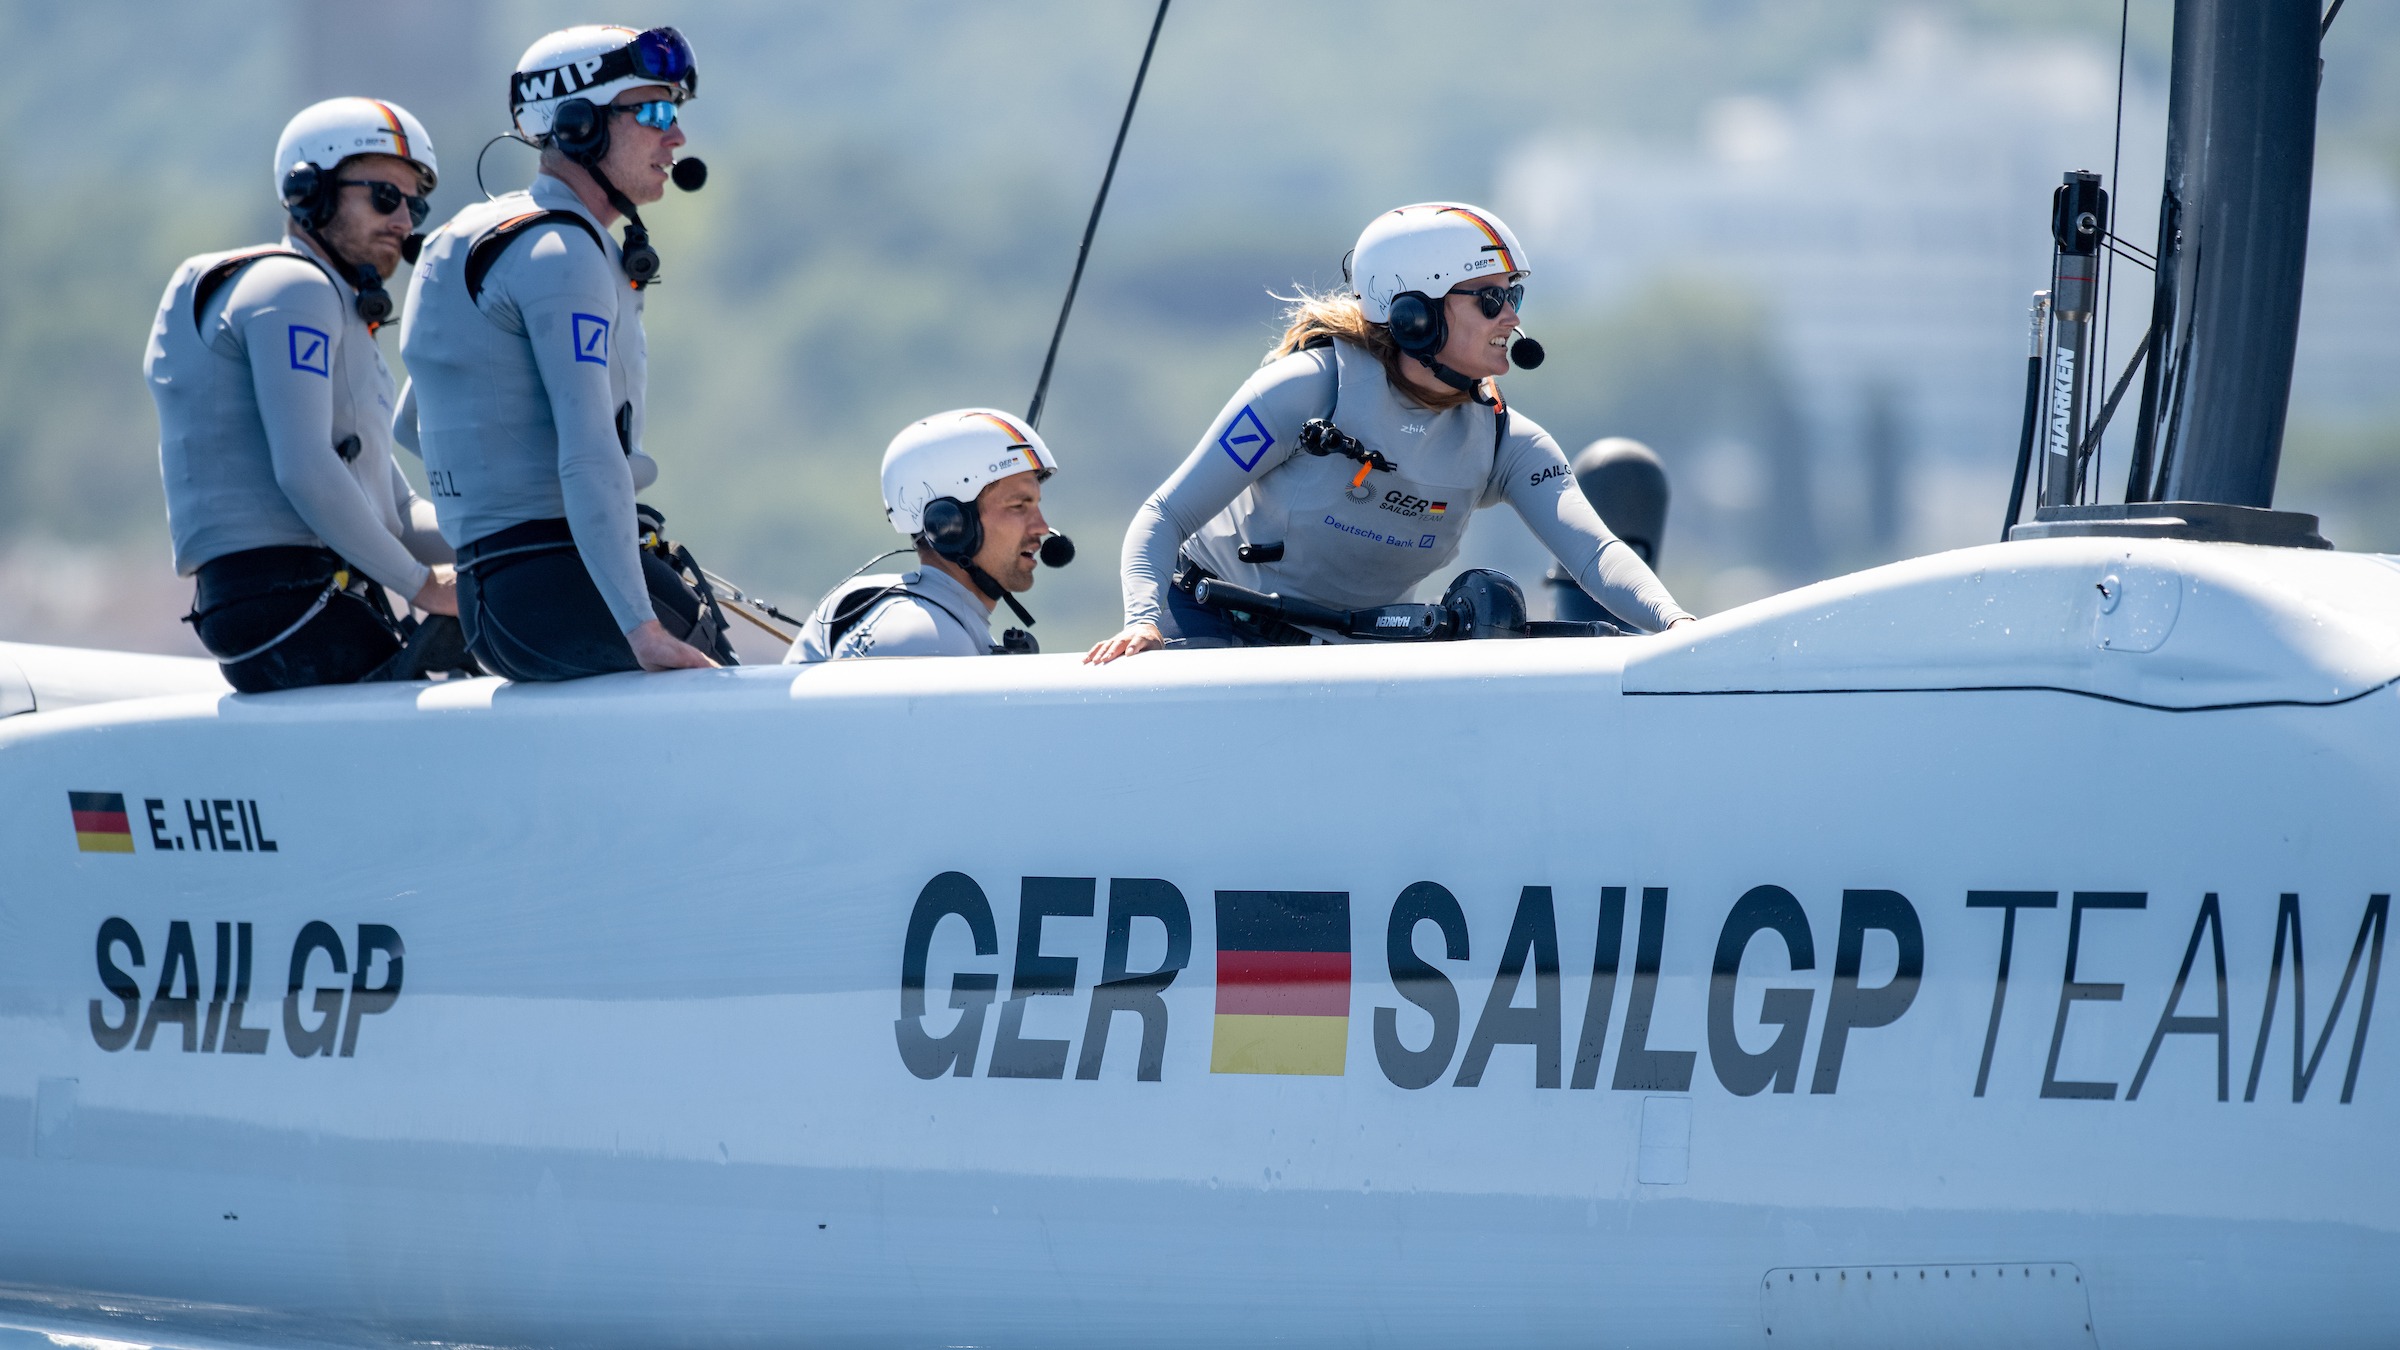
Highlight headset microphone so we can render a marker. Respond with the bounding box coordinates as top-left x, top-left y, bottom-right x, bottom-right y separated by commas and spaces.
1510, 331, 1546, 370
671, 157, 708, 192
1039, 532, 1075, 568
400, 234, 425, 266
